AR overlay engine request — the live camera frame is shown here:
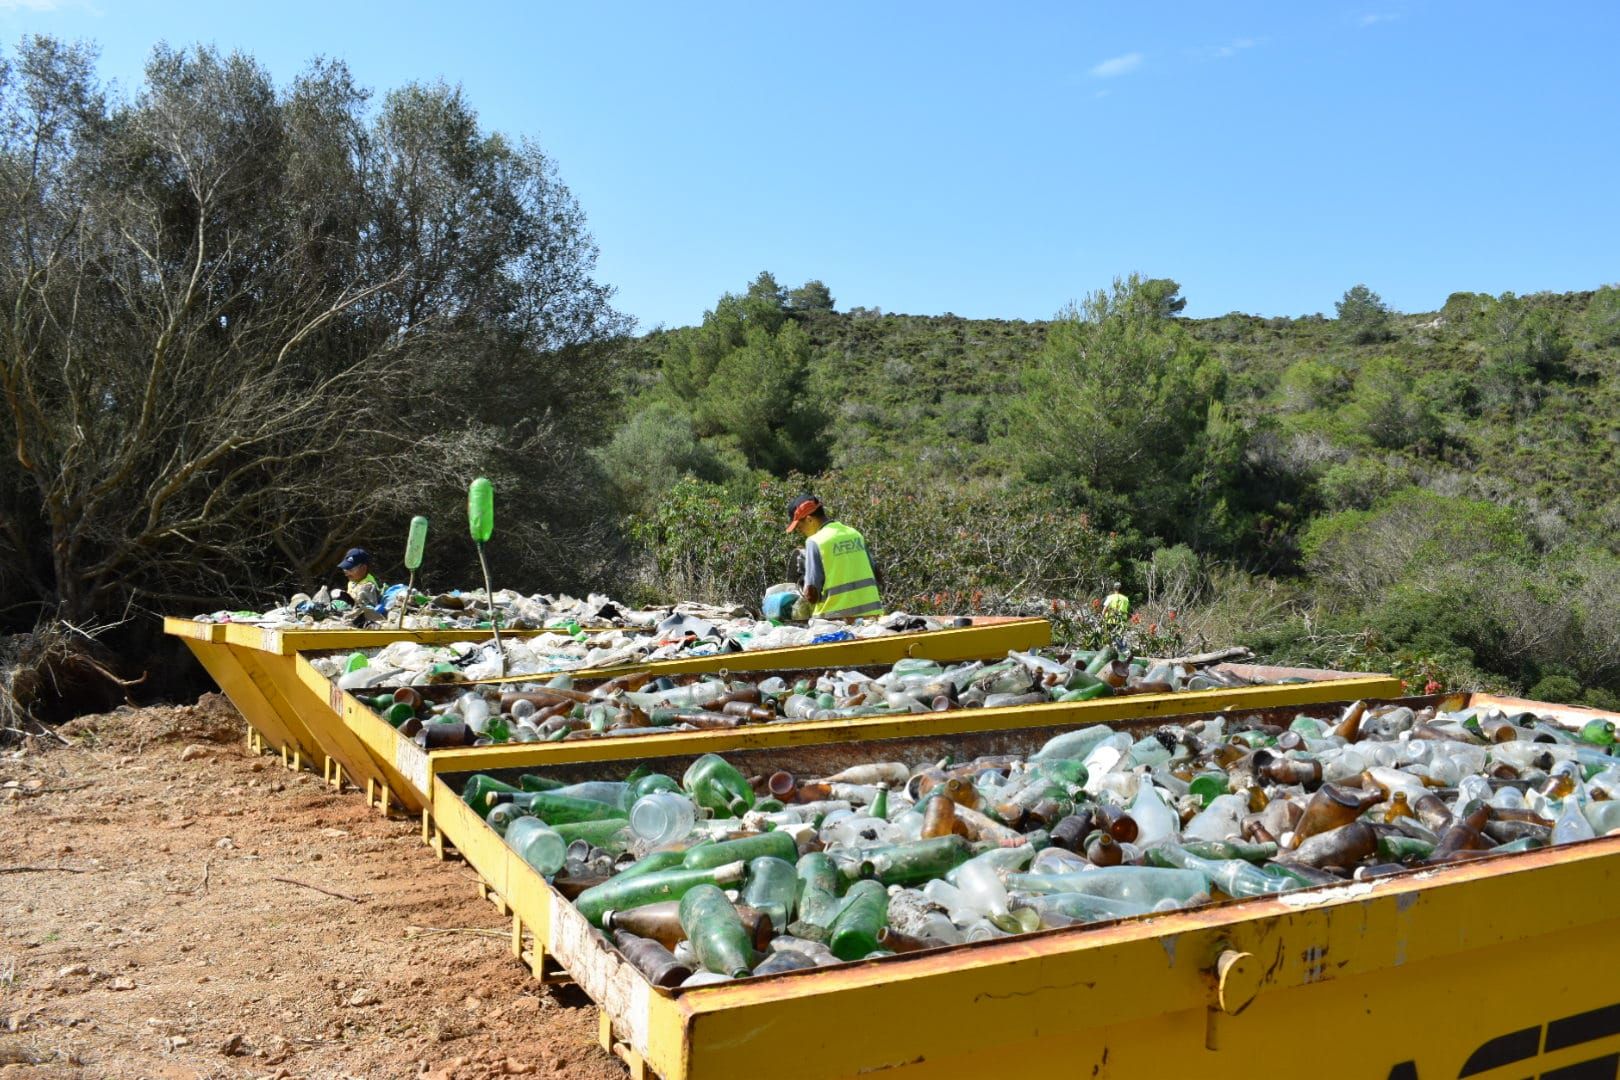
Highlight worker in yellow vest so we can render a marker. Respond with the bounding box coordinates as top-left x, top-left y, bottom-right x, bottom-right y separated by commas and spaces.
1102, 582, 1130, 617
785, 495, 884, 621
